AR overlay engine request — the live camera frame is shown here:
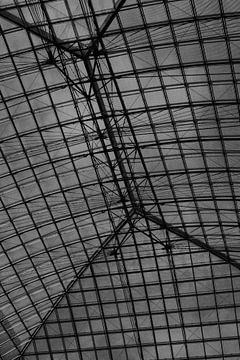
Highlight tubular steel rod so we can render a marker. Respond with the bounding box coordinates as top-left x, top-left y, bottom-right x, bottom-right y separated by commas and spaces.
135, 208, 240, 271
